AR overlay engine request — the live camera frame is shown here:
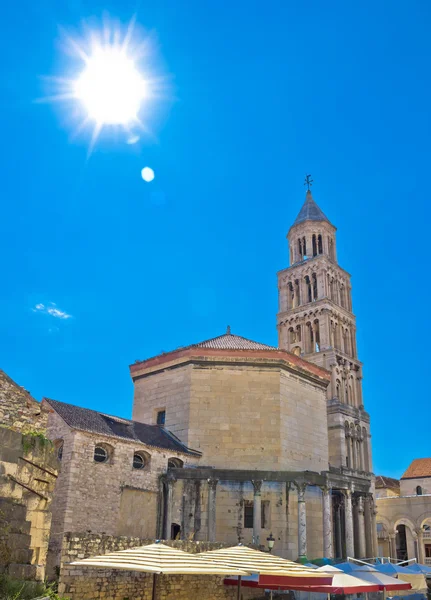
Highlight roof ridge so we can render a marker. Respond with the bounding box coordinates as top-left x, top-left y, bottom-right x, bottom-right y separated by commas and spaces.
194, 331, 276, 349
